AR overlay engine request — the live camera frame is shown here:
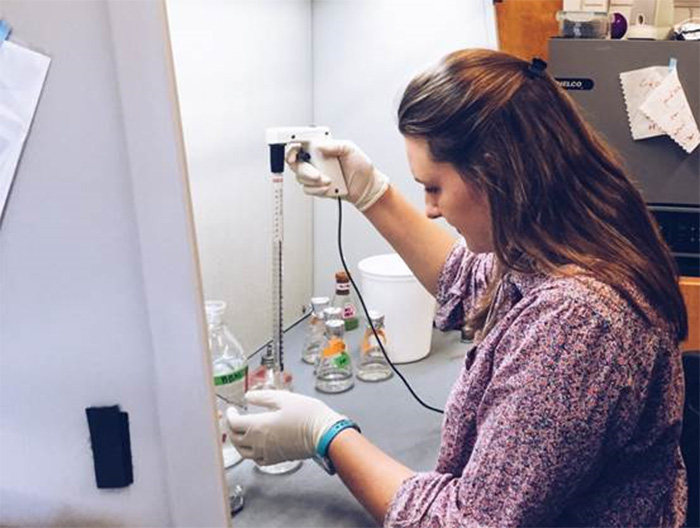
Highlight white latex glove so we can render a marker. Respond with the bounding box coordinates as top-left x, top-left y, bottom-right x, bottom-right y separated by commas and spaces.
227, 390, 346, 466
286, 140, 390, 212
